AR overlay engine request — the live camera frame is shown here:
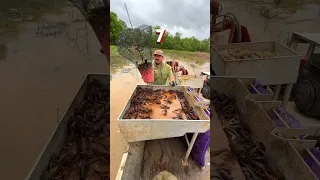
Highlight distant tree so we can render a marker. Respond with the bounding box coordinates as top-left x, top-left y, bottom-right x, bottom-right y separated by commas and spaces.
110, 13, 209, 52
110, 12, 126, 45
